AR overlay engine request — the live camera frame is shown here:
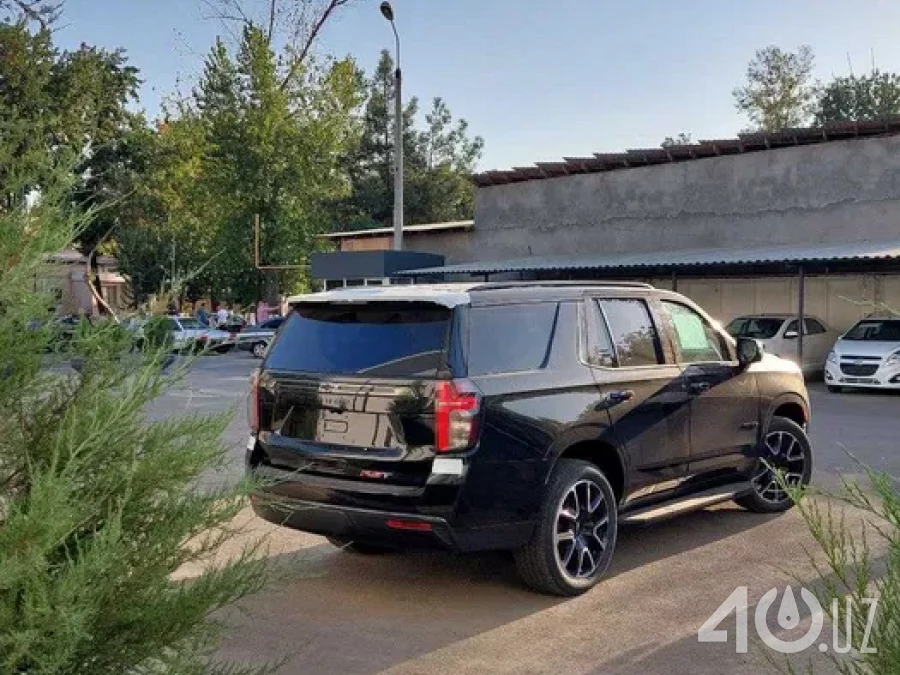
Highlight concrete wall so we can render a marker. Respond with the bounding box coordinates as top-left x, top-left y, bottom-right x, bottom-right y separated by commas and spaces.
466, 135, 900, 262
